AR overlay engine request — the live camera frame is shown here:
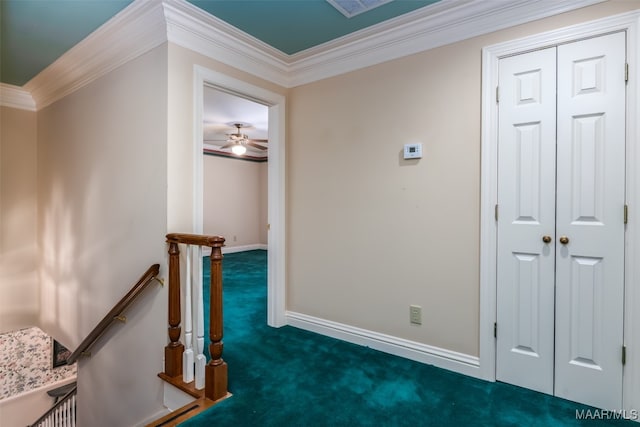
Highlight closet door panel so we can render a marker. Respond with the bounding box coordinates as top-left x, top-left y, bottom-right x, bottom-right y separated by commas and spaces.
496, 47, 557, 395
555, 31, 626, 409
